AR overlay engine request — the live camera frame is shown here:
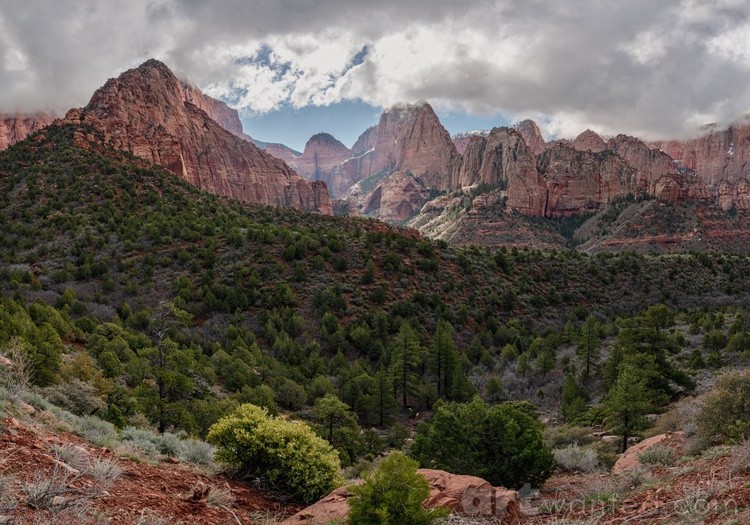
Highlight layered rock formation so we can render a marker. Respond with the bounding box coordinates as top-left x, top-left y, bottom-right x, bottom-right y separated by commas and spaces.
289, 133, 353, 197
317, 102, 461, 220
571, 129, 607, 152
0, 112, 56, 151
280, 469, 521, 525
513, 119, 547, 156
452, 131, 488, 155
448, 125, 708, 218
347, 170, 430, 223
67, 59, 331, 214
652, 118, 750, 210
345, 102, 460, 191
179, 82, 244, 138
